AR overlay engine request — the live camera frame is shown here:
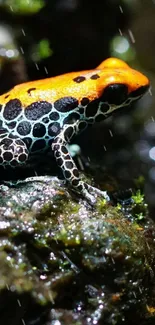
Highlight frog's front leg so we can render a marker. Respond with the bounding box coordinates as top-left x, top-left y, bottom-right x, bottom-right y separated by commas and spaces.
52, 125, 109, 205
0, 134, 28, 167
